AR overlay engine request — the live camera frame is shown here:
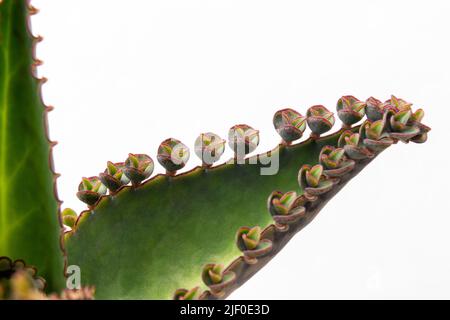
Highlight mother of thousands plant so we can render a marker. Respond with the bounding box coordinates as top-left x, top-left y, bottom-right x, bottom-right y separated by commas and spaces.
0, 0, 430, 300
